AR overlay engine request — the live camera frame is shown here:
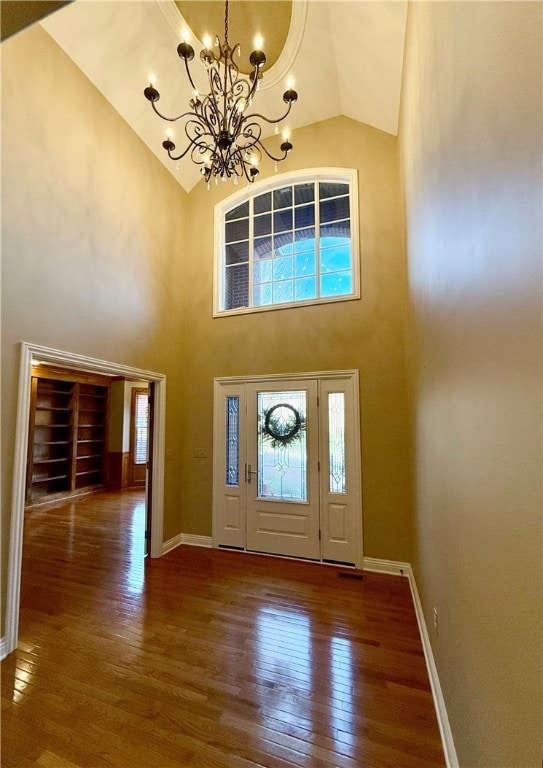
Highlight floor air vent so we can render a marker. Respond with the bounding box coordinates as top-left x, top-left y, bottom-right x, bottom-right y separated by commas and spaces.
337, 571, 364, 580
